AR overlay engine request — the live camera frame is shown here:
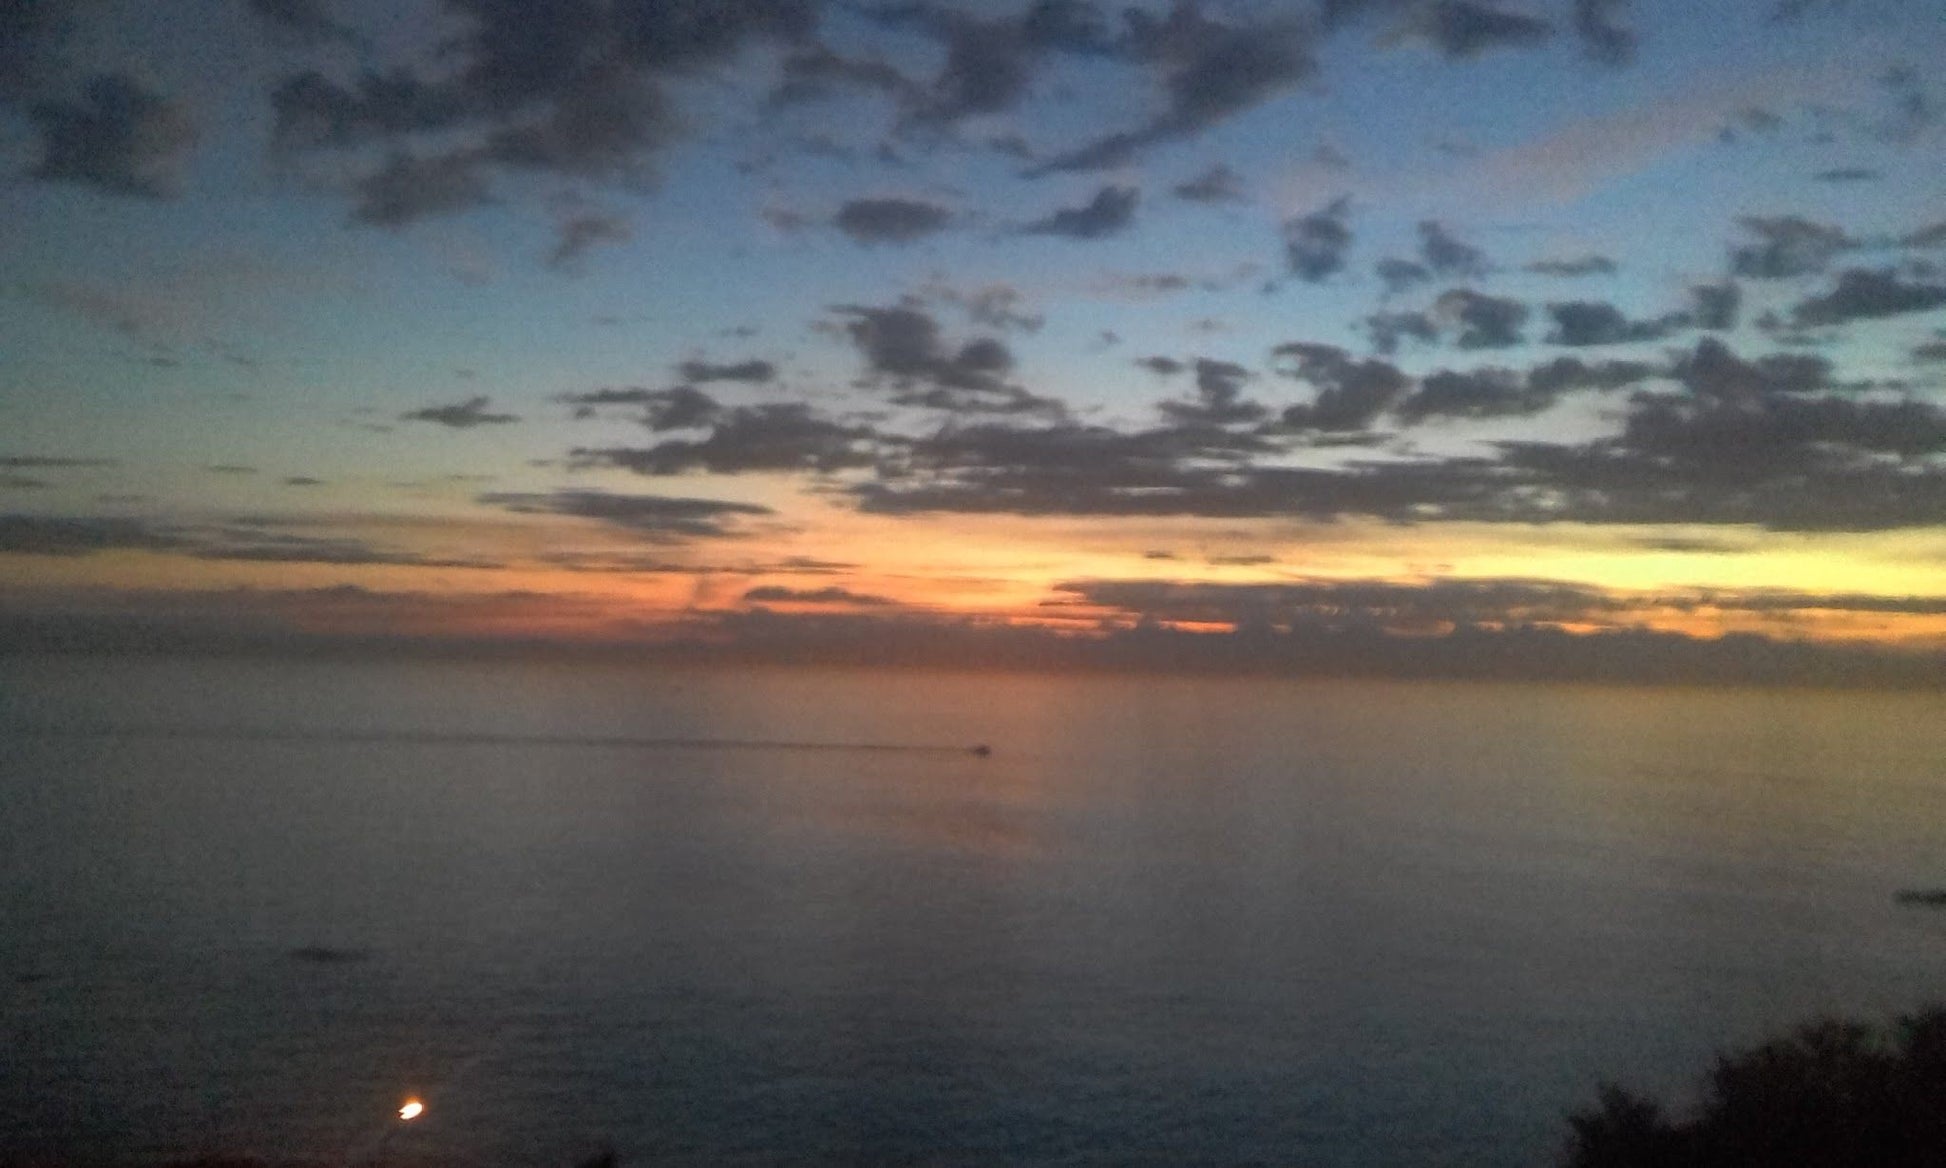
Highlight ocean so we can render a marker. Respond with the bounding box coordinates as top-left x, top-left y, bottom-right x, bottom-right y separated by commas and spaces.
3, 655, 1943, 1166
